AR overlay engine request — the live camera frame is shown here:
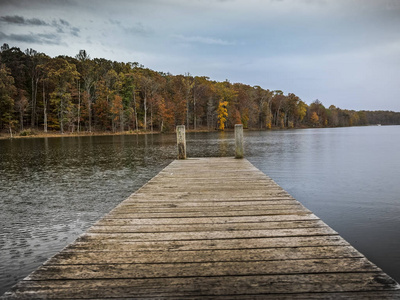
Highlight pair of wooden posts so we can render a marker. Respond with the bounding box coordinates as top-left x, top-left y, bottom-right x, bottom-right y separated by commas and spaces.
176, 124, 244, 159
